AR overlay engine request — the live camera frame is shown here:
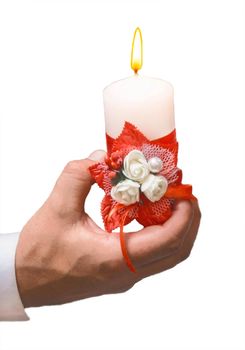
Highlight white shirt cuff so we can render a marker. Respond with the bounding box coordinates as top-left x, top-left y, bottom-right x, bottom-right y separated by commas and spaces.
0, 232, 29, 321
